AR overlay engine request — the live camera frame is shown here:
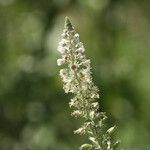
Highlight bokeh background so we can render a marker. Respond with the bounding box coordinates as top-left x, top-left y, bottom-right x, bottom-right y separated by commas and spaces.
0, 0, 150, 150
